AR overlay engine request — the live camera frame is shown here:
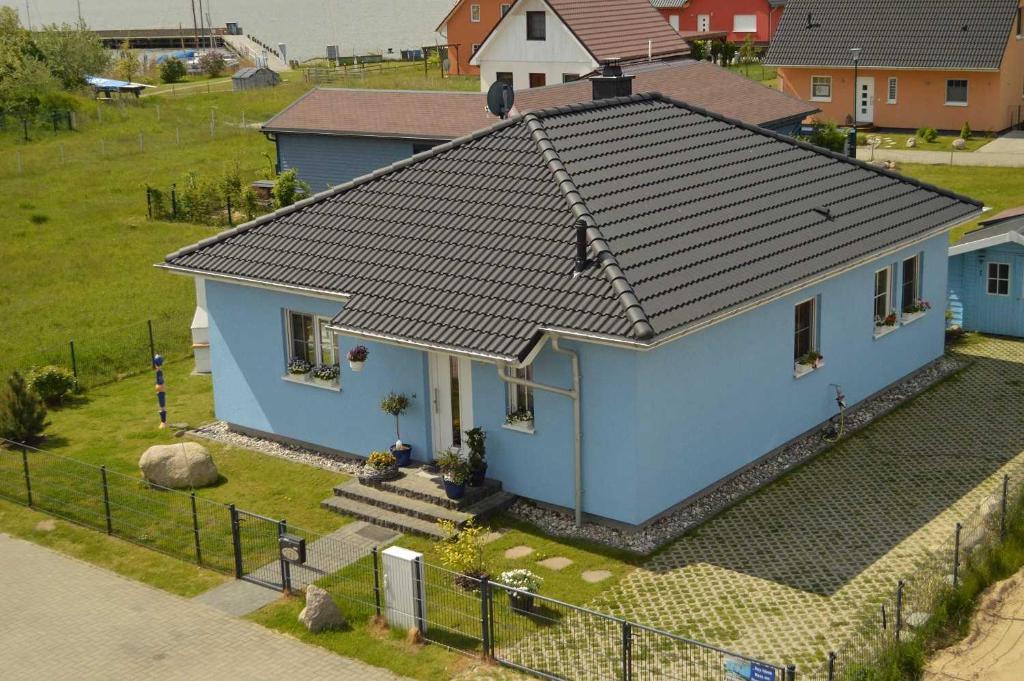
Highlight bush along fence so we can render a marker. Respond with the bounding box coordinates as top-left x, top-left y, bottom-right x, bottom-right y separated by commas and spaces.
0, 440, 790, 681
0, 108, 77, 141
0, 314, 192, 390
